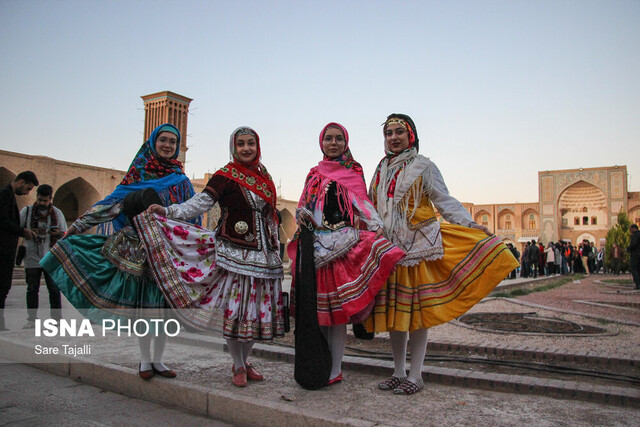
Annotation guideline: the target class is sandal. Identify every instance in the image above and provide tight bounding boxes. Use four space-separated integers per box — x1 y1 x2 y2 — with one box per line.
393 378 424 395
378 376 406 391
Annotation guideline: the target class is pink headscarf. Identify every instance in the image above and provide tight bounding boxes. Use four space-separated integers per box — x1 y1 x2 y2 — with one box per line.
298 122 371 223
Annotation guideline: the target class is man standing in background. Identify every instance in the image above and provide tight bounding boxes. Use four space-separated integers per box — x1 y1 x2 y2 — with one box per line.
20 184 67 328
0 171 39 331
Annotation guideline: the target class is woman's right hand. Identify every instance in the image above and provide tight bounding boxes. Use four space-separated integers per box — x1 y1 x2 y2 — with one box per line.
63 225 80 239
146 204 167 215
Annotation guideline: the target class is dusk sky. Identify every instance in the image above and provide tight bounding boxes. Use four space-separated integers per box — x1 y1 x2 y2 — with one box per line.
2 0 638 204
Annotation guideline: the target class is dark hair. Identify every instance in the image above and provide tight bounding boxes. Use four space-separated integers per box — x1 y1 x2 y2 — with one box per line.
385 113 420 152
631 224 639 231
37 184 53 197
15 171 39 186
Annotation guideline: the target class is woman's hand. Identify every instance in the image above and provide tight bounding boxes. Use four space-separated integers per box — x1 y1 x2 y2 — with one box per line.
374 228 384 239
470 222 492 236
146 204 167 215
63 225 80 239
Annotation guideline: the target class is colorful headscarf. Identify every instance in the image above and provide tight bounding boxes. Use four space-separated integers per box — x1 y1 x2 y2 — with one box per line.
213 126 278 211
95 123 198 232
120 124 184 184
298 122 371 225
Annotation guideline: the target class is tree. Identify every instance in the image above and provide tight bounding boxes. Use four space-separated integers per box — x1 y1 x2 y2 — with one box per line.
605 210 631 272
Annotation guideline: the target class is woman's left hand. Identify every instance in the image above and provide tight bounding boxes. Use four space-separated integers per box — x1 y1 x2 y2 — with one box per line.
470 222 493 236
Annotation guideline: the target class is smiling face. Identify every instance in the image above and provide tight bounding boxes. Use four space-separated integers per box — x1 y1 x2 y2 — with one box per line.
155 131 178 159
384 123 410 154
322 127 346 159
235 134 258 164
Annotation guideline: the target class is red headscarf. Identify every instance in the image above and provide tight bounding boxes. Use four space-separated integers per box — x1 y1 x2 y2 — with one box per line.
213 126 278 210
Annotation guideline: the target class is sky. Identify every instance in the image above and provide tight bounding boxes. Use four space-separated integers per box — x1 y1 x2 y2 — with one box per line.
1 0 639 204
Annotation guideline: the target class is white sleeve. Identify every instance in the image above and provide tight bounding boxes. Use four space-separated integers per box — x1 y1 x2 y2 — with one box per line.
167 192 216 221
19 207 28 228
426 162 474 227
354 197 383 230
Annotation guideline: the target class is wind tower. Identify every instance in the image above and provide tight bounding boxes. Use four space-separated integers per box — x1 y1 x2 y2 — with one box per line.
141 91 193 166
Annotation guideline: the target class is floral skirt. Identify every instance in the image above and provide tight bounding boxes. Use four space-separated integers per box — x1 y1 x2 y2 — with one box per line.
40 234 166 323
291 230 405 326
135 212 284 342
365 224 519 333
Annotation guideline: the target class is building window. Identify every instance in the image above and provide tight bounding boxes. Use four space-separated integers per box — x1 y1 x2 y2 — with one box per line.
562 218 568 226
591 216 597 225
481 214 488 227
529 214 536 230
582 216 589 225
505 221 512 229
574 217 580 225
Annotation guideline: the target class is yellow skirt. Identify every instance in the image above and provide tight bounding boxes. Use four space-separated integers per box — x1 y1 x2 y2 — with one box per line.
365 224 519 333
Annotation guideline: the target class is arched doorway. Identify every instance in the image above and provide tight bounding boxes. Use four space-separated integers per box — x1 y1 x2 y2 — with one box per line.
557 180 606 242
53 177 101 225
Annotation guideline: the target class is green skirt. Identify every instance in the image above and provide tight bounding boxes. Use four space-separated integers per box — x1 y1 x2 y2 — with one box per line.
40 234 166 323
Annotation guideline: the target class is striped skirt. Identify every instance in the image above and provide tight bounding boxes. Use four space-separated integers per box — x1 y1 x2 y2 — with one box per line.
365 224 519 332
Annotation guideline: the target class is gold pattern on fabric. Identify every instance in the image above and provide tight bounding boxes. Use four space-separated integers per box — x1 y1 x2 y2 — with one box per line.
101 228 149 276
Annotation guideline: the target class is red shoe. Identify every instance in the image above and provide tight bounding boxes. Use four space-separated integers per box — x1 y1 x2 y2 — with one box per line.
245 362 264 381
152 365 177 378
232 366 247 387
326 372 343 386
138 363 153 380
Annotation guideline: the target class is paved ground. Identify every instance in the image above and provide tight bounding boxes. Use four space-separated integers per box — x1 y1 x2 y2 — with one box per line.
0 359 230 426
1 269 639 426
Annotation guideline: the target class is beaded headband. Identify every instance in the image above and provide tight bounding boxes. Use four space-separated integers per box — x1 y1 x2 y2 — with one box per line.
235 127 257 138
384 118 408 130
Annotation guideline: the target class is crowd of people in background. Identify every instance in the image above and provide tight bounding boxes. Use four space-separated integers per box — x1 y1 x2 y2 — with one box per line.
506 238 619 279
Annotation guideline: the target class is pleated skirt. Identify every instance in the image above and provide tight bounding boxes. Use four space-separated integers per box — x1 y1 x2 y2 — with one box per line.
365 224 519 333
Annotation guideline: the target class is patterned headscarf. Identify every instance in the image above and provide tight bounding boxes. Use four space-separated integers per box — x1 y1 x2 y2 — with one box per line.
95 123 198 232
213 126 277 210
120 123 184 184
319 122 365 178
298 122 371 225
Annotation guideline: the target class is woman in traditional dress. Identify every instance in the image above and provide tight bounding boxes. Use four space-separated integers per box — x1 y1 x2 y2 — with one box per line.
41 123 198 379
365 113 519 395
144 126 283 387
288 122 405 388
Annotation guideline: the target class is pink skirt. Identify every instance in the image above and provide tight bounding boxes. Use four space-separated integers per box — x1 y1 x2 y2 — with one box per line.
290 230 405 326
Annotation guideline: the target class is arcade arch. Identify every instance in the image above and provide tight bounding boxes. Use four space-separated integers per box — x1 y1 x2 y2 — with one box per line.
474 210 491 228
558 181 606 229
498 209 515 230
53 177 101 225
521 209 538 230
